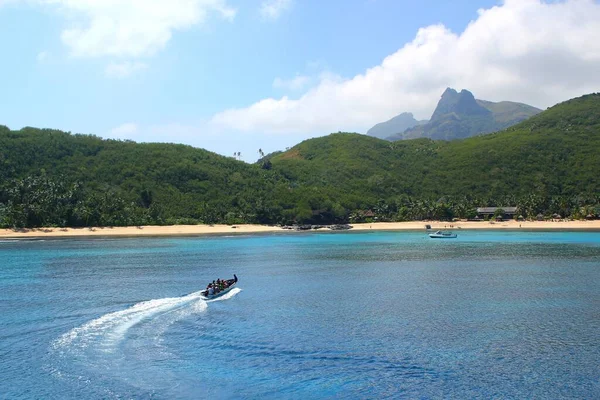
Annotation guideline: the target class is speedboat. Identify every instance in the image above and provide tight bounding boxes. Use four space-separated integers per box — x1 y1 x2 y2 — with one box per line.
201 274 238 299
428 230 457 239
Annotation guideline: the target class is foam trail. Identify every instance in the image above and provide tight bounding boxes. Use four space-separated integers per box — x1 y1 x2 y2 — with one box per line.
146 287 243 353
53 287 242 354
207 287 242 303
54 290 208 352
48 287 242 395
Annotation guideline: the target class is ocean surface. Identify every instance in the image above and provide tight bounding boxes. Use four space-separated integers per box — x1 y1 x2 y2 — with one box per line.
1 231 599 399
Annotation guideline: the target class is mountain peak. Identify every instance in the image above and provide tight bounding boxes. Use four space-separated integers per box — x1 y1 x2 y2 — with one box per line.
392 112 414 119
431 87 489 121
387 88 542 141
442 87 458 97
366 112 425 139
370 88 542 141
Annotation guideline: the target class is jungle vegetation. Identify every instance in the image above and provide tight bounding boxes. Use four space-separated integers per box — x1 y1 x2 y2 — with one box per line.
1 93 599 228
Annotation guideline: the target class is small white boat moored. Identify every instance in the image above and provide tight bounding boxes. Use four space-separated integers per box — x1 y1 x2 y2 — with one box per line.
428 230 457 239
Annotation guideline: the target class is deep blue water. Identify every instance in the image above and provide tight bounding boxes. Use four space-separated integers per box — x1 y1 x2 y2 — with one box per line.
1 231 600 399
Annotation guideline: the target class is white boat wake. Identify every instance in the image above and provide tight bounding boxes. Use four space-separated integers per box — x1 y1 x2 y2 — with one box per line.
53 288 242 354
47 287 241 395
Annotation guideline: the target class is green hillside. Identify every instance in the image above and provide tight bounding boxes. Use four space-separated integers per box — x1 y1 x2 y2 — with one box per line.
272 93 600 198
0 127 289 227
1 93 599 228
435 95 600 198
270 93 600 220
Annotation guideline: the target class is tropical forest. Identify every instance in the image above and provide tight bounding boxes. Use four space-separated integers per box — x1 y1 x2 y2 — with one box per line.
1 93 599 229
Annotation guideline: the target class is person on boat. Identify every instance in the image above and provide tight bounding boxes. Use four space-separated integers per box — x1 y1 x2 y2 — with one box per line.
207 285 214 296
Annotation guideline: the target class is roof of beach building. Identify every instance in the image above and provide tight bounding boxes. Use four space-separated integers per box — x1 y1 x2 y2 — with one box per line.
476 207 518 214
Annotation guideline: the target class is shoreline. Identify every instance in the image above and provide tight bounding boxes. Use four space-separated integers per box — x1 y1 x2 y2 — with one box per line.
1 220 600 239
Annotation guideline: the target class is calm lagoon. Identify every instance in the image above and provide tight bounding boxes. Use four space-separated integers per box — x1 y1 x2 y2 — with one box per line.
1 231 599 398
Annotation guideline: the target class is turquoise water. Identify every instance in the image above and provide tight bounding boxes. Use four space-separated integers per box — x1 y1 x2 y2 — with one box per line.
1 231 599 399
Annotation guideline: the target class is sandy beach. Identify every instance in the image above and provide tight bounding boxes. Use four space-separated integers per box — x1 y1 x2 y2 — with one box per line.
350 220 600 231
1 220 600 239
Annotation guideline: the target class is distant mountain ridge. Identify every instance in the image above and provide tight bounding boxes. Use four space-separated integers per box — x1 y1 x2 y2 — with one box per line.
366 112 426 139
367 88 542 141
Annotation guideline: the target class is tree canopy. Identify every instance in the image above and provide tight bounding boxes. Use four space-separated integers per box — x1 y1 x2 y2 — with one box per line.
1 94 599 228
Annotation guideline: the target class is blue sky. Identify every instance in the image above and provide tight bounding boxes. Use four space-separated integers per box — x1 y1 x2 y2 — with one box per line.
1 0 599 161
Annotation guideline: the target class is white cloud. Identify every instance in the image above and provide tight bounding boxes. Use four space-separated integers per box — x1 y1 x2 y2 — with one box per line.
105 61 148 78
36 51 49 62
212 0 600 135
260 0 292 20
109 122 139 138
273 74 311 91
4 0 236 58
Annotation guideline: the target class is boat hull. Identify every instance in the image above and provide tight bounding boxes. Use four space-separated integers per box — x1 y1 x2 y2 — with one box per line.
201 282 237 300
428 234 457 239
